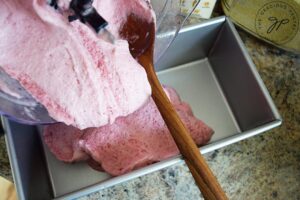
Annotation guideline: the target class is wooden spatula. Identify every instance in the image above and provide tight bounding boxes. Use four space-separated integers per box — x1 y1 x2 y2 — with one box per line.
120 13 228 200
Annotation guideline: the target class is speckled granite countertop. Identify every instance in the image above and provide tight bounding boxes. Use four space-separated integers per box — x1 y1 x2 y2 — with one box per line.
1 11 300 200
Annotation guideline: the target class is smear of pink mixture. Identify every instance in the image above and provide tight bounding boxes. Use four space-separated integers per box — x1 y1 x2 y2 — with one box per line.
0 0 153 129
44 87 213 176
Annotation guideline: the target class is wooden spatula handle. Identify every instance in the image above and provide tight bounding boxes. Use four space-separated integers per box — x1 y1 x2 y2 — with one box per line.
140 58 228 200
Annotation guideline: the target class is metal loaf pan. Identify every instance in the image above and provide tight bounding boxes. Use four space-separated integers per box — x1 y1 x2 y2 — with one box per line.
3 16 281 200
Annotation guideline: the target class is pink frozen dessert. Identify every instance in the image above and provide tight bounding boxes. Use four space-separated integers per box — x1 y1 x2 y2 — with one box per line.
44 86 213 176
0 0 154 129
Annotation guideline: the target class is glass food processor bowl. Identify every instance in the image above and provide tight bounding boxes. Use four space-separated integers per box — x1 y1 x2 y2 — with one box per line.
0 0 200 125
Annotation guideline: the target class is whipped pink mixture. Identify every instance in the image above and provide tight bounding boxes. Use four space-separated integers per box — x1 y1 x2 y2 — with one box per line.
0 0 153 129
44 87 213 176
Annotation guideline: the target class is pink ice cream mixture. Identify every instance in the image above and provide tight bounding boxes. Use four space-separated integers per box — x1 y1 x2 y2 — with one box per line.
0 0 153 129
44 86 213 176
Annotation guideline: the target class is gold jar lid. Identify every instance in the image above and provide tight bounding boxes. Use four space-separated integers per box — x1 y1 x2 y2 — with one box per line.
222 0 300 53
